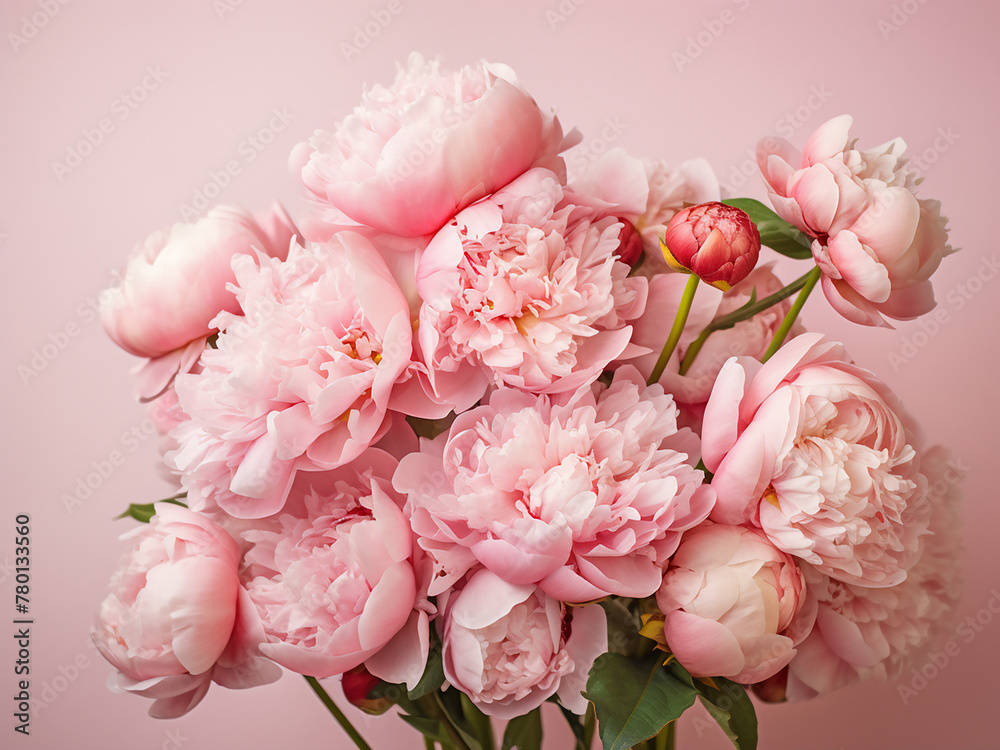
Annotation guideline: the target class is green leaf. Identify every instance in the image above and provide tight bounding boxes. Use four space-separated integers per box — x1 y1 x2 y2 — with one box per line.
501 706 542 750
722 198 813 260
116 503 157 523
115 497 188 523
435 689 484 750
694 677 758 750
408 647 446 700
368 679 410 710
399 713 453 747
600 598 643 656
584 652 698 750
460 691 496 749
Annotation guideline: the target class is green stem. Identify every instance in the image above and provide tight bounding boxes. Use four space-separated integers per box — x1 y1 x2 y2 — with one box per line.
654 720 676 750
460 692 495 750
648 274 700 385
418 693 471 750
678 266 819 375
635 720 676 750
424 737 437 750
304 676 373 750
761 266 821 362
583 702 597 750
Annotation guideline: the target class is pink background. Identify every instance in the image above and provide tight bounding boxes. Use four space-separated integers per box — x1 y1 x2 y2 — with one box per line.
2 1 997 748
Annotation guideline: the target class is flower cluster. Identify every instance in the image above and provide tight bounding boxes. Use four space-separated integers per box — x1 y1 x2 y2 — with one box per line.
93 53 961 748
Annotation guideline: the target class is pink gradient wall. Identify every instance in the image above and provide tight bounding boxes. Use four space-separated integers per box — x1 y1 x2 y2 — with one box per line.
1 1 997 748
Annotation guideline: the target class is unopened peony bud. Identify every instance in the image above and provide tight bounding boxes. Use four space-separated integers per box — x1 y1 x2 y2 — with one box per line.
752 668 789 703
341 665 392 715
661 202 760 291
656 524 806 685
615 218 644 266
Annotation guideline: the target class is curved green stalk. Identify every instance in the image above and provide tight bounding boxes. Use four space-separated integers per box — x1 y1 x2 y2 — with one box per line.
304 676 373 750
655 720 676 750
678 266 819 375
417 693 471 750
583 703 597 750
761 266 821 362
648 274 700 385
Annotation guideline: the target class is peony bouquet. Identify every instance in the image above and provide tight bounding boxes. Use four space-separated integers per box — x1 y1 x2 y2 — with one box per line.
92 54 962 750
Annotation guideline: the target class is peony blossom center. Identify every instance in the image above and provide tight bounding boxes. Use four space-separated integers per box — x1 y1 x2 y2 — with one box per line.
770 429 917 571
266 513 374 646
338 328 383 364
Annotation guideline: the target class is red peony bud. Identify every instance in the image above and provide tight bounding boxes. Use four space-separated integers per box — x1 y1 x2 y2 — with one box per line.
341 665 392 715
661 202 761 291
615 218 644 266
751 667 789 703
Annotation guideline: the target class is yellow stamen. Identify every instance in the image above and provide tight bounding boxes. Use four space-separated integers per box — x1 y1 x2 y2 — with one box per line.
763 486 781 508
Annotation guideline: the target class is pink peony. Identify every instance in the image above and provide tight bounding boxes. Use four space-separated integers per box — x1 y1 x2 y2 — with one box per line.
101 204 297 396
656 523 811 684
440 569 607 719
242 451 431 687
393 365 715 603
783 445 964 699
629 265 805 404
91 506 279 718
634 158 721 272
702 333 930 588
292 53 570 240
614 219 644 266
414 167 648 411
757 115 954 326
168 234 414 519
568 149 720 277
661 202 761 291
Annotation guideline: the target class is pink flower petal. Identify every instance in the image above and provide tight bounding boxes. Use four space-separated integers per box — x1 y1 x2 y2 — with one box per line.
849 187 920 264
801 115 853 165
665 610 746 677
790 165 841 236
827 232 891 303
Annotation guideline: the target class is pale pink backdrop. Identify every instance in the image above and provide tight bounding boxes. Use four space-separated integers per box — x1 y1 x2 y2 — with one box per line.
1 1 997 749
